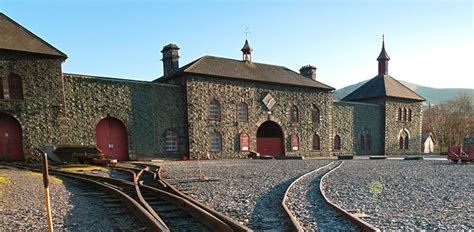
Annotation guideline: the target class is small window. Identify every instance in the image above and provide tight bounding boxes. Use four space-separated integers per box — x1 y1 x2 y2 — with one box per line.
239 133 250 151
290 106 299 122
334 135 341 151
237 102 248 122
8 73 23 100
408 109 412 121
403 108 407 121
398 108 402 121
210 132 222 152
360 135 365 150
365 135 371 150
291 134 299 151
312 106 320 124
209 99 220 121
165 130 178 152
312 134 320 150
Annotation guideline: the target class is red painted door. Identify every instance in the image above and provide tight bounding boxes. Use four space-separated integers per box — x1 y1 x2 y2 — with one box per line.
96 117 128 161
0 113 23 161
257 138 284 157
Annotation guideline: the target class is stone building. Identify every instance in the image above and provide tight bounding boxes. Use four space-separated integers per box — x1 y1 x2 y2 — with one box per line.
0 13 424 161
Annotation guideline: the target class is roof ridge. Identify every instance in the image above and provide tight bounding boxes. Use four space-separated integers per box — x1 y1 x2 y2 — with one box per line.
384 74 425 100
0 12 67 58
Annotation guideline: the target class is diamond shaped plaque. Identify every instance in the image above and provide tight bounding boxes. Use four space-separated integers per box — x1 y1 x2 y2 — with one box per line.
262 93 276 110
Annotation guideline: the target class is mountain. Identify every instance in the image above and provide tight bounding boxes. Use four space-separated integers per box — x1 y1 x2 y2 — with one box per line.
333 80 474 105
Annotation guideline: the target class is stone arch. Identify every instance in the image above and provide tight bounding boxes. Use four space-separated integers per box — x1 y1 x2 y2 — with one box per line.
256 120 285 157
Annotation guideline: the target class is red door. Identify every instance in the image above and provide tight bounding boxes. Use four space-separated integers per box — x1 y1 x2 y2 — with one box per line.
257 138 284 156
0 113 24 161
95 117 128 161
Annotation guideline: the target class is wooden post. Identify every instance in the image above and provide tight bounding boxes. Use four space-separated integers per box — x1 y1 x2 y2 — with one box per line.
39 149 54 232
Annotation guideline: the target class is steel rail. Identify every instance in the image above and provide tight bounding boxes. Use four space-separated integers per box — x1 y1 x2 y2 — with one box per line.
281 161 336 232
319 162 380 232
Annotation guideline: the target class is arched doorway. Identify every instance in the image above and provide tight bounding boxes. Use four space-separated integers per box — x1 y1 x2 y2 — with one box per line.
257 121 284 157
95 117 129 161
0 113 24 161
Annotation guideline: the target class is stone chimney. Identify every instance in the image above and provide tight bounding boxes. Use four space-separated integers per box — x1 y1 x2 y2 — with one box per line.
299 65 317 81
161 43 180 76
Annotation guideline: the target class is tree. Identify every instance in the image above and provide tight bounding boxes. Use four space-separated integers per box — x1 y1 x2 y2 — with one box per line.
423 93 474 152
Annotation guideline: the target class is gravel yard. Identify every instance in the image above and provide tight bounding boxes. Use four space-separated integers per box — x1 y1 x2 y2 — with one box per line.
323 160 474 230
0 165 141 231
159 159 332 231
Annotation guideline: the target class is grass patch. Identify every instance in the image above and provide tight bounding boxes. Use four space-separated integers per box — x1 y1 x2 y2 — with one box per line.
0 177 9 184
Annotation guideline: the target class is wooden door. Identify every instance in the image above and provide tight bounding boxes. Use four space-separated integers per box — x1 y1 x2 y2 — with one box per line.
0 113 23 161
96 117 128 161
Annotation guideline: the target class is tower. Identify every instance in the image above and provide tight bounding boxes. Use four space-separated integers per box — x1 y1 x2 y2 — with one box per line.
377 35 390 75
241 39 253 63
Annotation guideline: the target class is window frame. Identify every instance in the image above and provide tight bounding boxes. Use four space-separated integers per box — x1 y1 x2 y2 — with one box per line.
312 106 320 124
312 134 320 151
165 130 178 152
209 99 221 121
333 134 341 151
290 105 299 123
210 132 222 152
8 73 23 100
237 102 248 122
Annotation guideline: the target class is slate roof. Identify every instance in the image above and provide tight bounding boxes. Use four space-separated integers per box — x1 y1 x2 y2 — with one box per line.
342 74 425 101
0 13 67 58
158 55 334 90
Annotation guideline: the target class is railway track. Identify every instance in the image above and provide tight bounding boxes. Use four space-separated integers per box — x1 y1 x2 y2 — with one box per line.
283 161 380 232
2 162 251 232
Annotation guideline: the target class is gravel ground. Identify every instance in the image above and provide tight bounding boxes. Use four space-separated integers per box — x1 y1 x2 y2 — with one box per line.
286 161 358 231
0 165 142 231
158 159 332 231
323 160 474 230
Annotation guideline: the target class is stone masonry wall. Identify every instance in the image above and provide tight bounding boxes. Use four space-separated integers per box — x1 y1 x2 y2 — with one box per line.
63 74 185 159
384 99 423 155
185 75 333 159
0 51 64 161
333 101 384 155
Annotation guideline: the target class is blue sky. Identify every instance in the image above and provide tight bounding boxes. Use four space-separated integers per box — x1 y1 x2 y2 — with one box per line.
1 0 472 89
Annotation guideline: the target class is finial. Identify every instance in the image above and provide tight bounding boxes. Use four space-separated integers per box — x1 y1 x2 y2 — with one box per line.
244 26 251 39
382 34 384 43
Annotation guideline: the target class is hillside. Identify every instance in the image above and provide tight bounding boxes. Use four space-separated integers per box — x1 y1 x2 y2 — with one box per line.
334 80 474 105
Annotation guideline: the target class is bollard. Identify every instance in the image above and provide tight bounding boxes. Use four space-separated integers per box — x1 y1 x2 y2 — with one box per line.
37 149 54 232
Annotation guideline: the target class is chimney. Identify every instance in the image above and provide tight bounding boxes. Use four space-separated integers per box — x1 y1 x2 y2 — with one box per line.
161 43 180 76
299 65 317 81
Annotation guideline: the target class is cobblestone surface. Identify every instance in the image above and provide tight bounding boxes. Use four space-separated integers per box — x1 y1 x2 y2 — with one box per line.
323 160 474 230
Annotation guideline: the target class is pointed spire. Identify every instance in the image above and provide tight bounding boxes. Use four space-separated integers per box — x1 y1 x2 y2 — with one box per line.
241 39 253 63
377 35 390 75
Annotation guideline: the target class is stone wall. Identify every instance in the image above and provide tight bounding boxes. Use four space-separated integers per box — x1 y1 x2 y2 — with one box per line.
63 74 186 159
184 75 334 159
333 101 384 155
0 51 64 161
384 99 423 155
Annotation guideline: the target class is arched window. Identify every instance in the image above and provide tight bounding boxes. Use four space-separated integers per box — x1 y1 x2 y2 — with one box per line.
165 130 178 152
312 134 320 150
403 108 407 121
239 133 249 151
365 135 371 150
237 102 248 122
398 108 402 121
334 135 341 151
360 135 365 150
209 99 220 121
408 109 412 121
404 136 409 149
312 106 320 124
291 134 299 151
290 106 299 122
399 136 404 149
210 132 222 152
8 73 23 100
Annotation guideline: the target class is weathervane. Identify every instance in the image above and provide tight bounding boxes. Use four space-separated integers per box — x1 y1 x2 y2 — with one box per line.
244 26 251 39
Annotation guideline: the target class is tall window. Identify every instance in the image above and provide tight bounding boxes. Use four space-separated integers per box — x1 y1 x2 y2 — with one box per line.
403 108 407 121
408 109 412 121
334 135 341 151
398 108 402 121
312 106 320 124
404 136 409 149
290 106 299 122
360 135 365 150
399 136 404 149
209 99 220 121
8 73 23 100
237 102 248 122
312 134 320 150
365 135 371 150
165 130 178 152
210 132 222 152
239 133 249 151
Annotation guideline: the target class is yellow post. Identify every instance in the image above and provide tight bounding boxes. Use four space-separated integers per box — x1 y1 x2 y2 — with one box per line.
39 150 54 232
